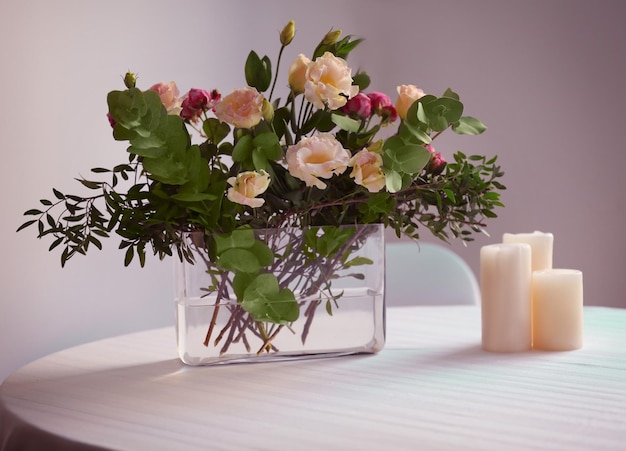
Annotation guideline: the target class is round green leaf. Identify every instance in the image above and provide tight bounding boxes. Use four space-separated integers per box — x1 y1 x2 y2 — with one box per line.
249 241 274 267
241 274 299 324
214 228 256 254
452 116 487 135
218 248 260 273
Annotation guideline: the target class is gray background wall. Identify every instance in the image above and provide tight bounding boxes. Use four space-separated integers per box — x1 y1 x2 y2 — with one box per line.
1 0 624 382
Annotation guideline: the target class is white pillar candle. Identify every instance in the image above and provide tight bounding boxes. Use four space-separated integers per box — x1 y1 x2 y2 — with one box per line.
502 231 553 272
532 269 583 351
480 243 532 352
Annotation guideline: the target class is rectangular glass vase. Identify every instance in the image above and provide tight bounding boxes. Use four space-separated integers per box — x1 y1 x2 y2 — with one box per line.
174 224 386 365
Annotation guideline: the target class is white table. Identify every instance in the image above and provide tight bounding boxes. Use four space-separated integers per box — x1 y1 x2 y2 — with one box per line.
1 306 625 450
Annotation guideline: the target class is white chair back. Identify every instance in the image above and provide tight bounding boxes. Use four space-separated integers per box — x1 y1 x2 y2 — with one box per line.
385 241 480 306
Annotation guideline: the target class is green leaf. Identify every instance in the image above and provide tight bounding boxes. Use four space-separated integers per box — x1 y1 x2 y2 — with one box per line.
232 134 254 163
253 132 282 161
400 121 432 144
443 188 456 203
422 97 464 132
241 273 299 324
233 272 257 300
249 240 274 267
452 116 487 135
124 246 134 266
218 248 261 273
331 113 361 132
203 117 230 144
107 88 147 130
344 256 373 268
175 145 210 195
251 148 270 171
244 51 272 92
16 220 37 232
170 192 216 202
352 71 370 91
442 88 460 100
76 179 102 190
385 169 402 193
383 138 431 174
48 236 64 251
142 157 188 185
214 227 255 254
406 95 436 126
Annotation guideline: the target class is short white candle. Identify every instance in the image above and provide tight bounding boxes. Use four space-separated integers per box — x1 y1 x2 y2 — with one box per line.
502 231 553 272
532 269 583 351
480 243 532 352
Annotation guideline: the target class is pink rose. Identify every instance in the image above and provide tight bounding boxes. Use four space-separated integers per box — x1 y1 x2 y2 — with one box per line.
226 170 271 208
181 88 220 123
366 92 392 112
286 133 351 189
147 81 181 115
214 87 264 129
304 52 359 110
341 92 372 118
395 84 425 120
381 105 398 123
425 144 446 174
348 149 386 193
288 54 311 94
367 92 398 123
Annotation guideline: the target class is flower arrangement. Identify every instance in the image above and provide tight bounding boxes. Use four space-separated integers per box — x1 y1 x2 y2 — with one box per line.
19 21 504 359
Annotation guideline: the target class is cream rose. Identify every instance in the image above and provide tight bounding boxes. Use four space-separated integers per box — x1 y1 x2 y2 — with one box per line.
285 133 350 189
303 52 359 110
349 149 386 193
288 53 311 94
214 87 264 129
395 84 425 120
147 81 181 115
226 170 271 208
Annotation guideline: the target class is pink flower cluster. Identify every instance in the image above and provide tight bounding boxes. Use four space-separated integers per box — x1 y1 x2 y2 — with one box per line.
109 74 444 206
181 88 221 123
340 91 398 123
425 144 446 174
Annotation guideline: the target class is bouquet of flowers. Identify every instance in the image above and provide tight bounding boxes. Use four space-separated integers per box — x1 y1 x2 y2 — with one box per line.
19 21 504 359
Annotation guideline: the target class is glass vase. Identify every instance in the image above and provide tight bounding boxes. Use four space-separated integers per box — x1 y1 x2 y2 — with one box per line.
174 224 385 365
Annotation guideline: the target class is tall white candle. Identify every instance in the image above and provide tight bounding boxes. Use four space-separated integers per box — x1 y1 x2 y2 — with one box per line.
502 231 553 272
480 243 532 352
532 269 583 351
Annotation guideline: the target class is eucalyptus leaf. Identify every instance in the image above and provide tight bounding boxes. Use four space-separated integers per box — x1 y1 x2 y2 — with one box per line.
214 228 256 254
241 273 299 324
249 240 274 267
383 140 431 174
142 157 188 185
254 132 282 160
218 248 261 273
251 148 269 171
331 113 361 132
442 88 460 100
233 271 257 300
422 97 464 131
400 121 432 144
452 116 487 135
385 169 402 193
